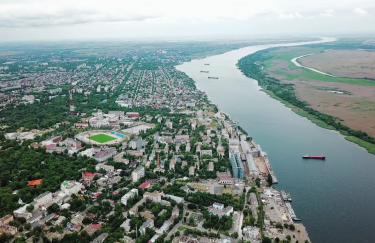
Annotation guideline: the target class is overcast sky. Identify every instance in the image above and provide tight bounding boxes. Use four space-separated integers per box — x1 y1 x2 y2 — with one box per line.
0 0 374 41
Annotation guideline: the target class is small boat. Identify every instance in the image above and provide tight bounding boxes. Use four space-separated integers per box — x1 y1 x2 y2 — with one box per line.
303 154 325 160
200 71 209 73
287 195 292 202
204 63 210 65
208 77 218 79
293 218 302 221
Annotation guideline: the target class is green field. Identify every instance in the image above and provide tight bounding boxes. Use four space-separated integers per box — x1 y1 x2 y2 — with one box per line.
89 134 117 143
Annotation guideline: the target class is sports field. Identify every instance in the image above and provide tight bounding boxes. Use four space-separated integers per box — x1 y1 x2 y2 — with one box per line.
88 134 117 143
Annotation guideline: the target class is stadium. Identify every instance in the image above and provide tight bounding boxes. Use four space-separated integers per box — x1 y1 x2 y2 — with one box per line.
76 130 127 145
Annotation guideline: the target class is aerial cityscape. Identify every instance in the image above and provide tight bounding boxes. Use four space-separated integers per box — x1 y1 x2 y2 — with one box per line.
1 1 375 243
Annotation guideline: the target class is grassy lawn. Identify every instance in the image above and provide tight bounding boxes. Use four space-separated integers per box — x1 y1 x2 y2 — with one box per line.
88 134 117 143
221 187 233 194
345 136 375 155
178 226 186 231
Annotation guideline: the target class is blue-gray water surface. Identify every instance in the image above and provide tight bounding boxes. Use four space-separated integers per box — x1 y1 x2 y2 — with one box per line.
176 37 375 243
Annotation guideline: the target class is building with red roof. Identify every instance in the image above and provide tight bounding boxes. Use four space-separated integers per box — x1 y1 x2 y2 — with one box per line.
92 193 101 198
45 144 55 149
90 224 102 230
28 179 42 186
138 182 151 190
74 123 88 128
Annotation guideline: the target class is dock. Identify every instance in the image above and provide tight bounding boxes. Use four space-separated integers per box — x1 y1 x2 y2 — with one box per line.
285 202 297 219
262 152 278 184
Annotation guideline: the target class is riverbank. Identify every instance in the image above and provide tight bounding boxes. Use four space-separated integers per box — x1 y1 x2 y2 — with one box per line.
237 48 375 155
263 88 375 154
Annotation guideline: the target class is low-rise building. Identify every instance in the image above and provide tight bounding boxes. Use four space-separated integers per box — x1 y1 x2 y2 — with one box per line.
139 219 154 236
200 150 212 157
90 233 108 243
95 163 115 172
121 189 138 206
0 225 17 235
0 215 13 226
143 192 162 203
208 161 214 171
138 182 151 190
94 149 117 162
33 191 53 207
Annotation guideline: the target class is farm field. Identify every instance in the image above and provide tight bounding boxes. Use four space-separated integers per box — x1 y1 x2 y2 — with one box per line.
299 49 375 79
262 46 375 137
88 134 117 143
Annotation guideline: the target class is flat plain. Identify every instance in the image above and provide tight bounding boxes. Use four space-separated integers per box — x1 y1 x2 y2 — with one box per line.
262 47 375 137
299 49 375 79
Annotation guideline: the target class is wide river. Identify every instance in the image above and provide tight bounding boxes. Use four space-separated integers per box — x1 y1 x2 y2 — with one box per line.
176 37 375 243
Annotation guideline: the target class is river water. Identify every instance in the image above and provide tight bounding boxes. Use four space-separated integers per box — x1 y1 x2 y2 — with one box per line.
291 51 338 77
176 37 375 243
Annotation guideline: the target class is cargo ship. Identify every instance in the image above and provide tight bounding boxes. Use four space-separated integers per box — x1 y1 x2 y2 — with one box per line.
208 77 218 79
200 71 209 73
204 63 210 65
303 155 325 160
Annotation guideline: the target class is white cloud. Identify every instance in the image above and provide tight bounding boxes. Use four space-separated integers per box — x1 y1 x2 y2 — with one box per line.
0 0 283 27
353 8 368 16
279 12 303 19
320 9 335 17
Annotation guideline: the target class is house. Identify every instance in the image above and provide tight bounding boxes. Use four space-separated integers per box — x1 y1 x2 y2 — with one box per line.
165 119 173 129
64 138 82 151
0 215 13 226
169 160 176 170
179 235 190 243
132 166 145 182
147 179 158 185
166 195 184 204
200 150 212 157
189 166 195 176
139 219 154 236
181 186 191 194
94 148 117 162
208 161 214 171
218 175 234 185
82 172 95 180
90 233 108 243
61 181 82 195
138 182 151 190
0 225 17 235
213 202 224 210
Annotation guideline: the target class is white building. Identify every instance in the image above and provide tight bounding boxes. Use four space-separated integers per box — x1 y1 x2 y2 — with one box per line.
61 181 82 195
143 192 162 203
132 166 145 182
33 191 53 207
121 189 138 205
95 163 115 172
212 202 224 210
